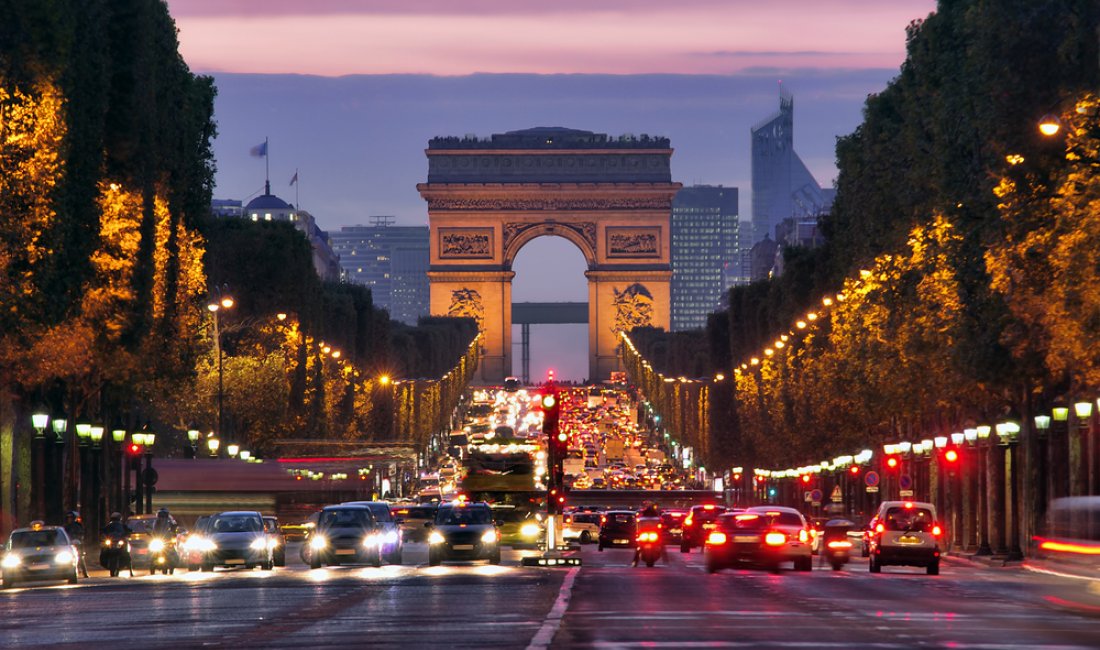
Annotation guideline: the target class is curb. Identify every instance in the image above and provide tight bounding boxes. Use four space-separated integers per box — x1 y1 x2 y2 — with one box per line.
943 552 1022 568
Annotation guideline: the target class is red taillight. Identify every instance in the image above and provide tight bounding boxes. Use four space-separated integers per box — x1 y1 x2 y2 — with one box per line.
706 531 727 545
637 532 658 543
875 524 884 534
703 505 716 510
827 540 853 550
932 525 942 537
764 532 786 547
684 516 694 527
600 515 606 525
798 529 809 543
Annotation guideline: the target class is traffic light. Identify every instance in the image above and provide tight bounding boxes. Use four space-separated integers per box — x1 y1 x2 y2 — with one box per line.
541 392 560 433
849 465 861 475
944 449 959 463
886 456 899 470
801 474 811 484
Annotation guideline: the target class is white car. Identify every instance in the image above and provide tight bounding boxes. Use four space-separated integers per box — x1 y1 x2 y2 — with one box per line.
868 501 942 575
563 512 601 544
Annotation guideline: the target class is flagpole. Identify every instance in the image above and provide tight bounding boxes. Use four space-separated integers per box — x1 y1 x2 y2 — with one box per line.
265 137 270 189
295 168 299 208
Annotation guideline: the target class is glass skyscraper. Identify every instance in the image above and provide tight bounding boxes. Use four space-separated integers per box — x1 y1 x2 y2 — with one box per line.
670 185 740 332
328 219 429 325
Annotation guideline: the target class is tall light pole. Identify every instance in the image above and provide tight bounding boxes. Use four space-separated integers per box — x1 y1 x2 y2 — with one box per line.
208 288 235 447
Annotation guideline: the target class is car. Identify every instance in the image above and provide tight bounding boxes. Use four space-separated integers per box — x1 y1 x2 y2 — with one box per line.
563 512 600 544
660 510 687 544
598 510 637 550
680 504 728 552
703 507 813 573
124 514 164 568
181 515 213 570
263 516 287 567
342 501 403 564
309 506 382 568
492 505 544 548
868 501 942 575
427 501 501 565
392 504 438 542
280 518 314 543
2 522 80 587
199 511 274 571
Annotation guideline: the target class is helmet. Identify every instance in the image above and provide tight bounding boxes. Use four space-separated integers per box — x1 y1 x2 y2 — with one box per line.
110 512 122 521
157 508 169 518
65 510 78 519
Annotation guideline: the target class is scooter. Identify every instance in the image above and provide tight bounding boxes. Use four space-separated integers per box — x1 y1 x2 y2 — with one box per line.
635 531 664 567
148 536 177 575
820 519 855 571
100 534 133 578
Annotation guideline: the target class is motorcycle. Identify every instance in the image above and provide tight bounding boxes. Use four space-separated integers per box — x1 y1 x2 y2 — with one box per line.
820 519 855 571
148 536 178 575
100 534 133 578
635 530 663 567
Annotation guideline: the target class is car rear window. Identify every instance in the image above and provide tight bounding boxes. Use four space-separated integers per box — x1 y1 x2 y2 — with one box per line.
883 507 935 532
604 513 635 526
691 506 726 521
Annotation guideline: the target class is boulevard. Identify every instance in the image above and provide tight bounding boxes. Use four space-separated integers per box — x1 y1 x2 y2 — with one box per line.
3 544 1098 648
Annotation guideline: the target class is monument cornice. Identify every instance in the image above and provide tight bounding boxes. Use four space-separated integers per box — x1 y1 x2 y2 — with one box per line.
418 182 682 212
425 148 673 157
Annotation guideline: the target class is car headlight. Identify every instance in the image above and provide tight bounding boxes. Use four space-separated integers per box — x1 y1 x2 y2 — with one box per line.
481 529 500 544
198 538 217 552
55 550 75 565
267 538 278 550
250 537 269 551
310 535 328 550
2 553 21 568
520 523 540 538
382 530 399 545
363 534 380 548
428 531 445 545
149 539 165 553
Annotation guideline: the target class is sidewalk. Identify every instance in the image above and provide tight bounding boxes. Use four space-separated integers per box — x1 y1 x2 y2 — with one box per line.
943 550 1023 568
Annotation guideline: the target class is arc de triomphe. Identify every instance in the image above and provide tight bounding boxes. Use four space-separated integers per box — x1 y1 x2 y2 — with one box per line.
418 127 680 383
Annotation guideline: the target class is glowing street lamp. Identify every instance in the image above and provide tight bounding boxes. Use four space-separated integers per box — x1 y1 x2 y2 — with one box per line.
1038 114 1061 137
227 444 240 458
207 437 220 457
31 412 49 439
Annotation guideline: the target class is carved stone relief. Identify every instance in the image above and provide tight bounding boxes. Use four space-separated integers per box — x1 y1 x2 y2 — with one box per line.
447 288 485 329
611 283 654 335
606 226 661 258
439 227 493 258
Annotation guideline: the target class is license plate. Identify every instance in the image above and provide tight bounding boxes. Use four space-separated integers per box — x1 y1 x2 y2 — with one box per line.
225 558 246 565
453 544 474 551
703 523 716 529
614 539 629 545
898 535 922 544
734 535 758 543
136 549 148 555
29 563 50 571
335 549 356 555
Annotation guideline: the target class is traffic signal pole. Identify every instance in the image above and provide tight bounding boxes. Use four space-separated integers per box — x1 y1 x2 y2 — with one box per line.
522 379 580 567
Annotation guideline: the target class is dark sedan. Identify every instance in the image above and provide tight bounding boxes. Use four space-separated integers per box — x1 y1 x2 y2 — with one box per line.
597 511 637 551
309 506 381 569
343 501 403 564
427 502 501 565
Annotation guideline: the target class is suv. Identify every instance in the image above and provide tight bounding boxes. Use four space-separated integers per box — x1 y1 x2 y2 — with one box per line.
598 511 637 551
680 504 728 553
428 502 501 565
868 501 941 575
704 507 812 573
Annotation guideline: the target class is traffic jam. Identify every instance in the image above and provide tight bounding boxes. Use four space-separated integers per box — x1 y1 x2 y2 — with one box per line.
0 380 1059 589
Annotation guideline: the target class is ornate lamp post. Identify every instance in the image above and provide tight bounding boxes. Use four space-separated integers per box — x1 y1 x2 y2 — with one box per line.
207 437 220 458
976 424 993 555
139 430 156 515
111 426 125 515
208 287 235 448
88 426 104 531
996 419 1022 559
187 427 200 459
75 422 91 520
49 417 67 520
31 412 48 519
1073 401 1093 497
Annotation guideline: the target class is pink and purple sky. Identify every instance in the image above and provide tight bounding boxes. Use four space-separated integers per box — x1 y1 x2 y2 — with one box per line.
169 0 933 76
165 0 937 381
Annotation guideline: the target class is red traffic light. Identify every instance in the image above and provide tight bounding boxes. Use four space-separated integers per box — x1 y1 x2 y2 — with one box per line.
849 465 861 475
945 449 959 463
801 475 811 484
128 443 141 455
541 394 556 409
886 456 899 469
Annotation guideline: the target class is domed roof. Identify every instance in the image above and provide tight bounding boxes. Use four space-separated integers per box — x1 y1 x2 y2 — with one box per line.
245 193 291 211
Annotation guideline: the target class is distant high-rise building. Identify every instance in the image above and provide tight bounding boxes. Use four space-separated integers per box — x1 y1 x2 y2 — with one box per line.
670 185 740 331
327 218 429 325
750 86 835 250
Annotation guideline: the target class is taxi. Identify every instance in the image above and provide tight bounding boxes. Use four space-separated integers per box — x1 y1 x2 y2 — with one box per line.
2 521 80 587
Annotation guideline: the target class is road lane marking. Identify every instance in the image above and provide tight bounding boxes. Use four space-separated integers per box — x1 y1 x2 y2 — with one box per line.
526 566 579 650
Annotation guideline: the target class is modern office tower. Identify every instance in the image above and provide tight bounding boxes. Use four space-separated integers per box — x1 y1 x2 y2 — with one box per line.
670 185 740 331
327 217 430 324
750 86 835 246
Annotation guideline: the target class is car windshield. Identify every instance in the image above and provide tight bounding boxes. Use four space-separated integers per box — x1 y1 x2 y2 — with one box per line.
211 515 263 533
128 518 157 533
10 530 63 548
883 507 935 532
404 508 435 519
436 507 492 525
364 504 393 522
319 509 373 529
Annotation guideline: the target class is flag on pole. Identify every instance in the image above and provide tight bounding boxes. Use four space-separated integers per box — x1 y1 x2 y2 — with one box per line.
249 141 268 157
289 171 298 186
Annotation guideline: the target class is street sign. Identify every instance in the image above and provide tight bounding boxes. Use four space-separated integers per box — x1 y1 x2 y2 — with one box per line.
142 467 159 487
864 470 880 487
810 488 823 503
830 485 843 502
899 474 913 490
900 489 914 497
803 491 812 502
866 486 879 493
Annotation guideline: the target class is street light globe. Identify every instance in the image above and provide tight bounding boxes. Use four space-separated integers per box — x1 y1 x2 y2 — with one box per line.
208 438 220 453
112 428 126 443
1038 114 1061 137
239 450 251 460
187 429 200 443
379 375 391 386
31 412 49 432
221 296 235 309
227 444 240 457
1074 401 1093 419
207 302 219 312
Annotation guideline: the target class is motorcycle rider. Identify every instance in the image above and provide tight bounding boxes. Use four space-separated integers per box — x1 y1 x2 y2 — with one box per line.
63 511 89 578
633 503 666 566
101 512 133 576
152 508 177 536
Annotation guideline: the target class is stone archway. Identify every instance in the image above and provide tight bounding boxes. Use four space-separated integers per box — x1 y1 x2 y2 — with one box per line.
418 127 680 383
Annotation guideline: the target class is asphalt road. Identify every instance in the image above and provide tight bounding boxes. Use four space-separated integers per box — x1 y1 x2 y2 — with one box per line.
2 543 1098 649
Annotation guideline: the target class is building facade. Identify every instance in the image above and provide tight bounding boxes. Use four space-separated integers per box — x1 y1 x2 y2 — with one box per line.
750 87 835 249
670 185 740 331
327 219 430 325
